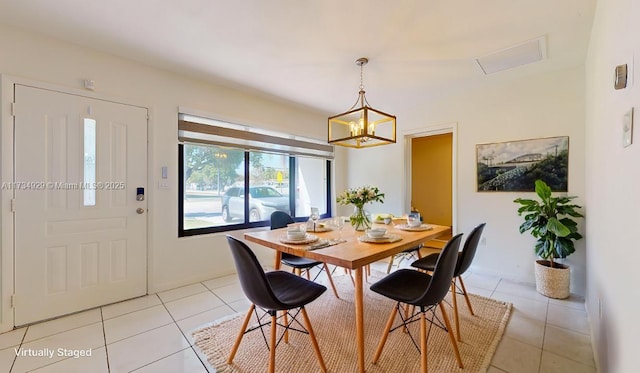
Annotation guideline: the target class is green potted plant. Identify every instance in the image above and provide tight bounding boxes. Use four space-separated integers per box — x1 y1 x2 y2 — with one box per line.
514 179 583 298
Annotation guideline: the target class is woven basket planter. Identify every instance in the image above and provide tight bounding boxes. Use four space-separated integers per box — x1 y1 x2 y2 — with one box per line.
534 260 570 299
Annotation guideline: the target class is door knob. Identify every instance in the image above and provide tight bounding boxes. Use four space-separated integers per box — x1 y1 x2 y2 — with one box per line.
136 208 145 214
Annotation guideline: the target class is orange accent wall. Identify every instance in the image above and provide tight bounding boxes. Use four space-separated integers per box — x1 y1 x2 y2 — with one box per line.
411 133 452 226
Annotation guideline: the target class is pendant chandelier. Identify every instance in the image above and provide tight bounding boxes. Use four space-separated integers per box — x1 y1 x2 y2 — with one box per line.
328 57 396 148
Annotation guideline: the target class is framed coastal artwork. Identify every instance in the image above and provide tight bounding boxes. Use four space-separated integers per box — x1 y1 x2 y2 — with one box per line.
476 136 569 192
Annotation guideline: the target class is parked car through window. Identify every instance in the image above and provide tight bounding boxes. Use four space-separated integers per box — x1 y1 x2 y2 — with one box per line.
221 186 290 222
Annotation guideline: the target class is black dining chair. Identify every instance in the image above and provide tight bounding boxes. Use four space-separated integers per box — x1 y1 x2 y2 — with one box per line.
226 235 327 373
370 234 464 373
270 211 340 298
384 214 434 273
411 223 486 341
385 244 423 273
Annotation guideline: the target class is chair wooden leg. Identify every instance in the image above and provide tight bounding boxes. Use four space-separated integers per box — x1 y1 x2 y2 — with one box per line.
451 280 460 342
439 302 463 368
366 264 371 277
323 263 340 298
268 312 277 373
306 269 311 280
228 304 255 364
403 303 412 333
372 304 398 364
347 269 355 286
386 256 394 273
458 277 475 315
420 310 428 373
300 307 327 372
283 310 289 343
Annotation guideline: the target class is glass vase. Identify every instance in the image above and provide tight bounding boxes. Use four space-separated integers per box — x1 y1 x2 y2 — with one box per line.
350 205 371 231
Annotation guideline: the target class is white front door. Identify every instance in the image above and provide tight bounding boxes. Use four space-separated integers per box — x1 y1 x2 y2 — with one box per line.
13 85 148 326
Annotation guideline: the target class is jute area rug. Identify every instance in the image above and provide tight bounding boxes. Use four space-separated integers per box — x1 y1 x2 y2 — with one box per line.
192 271 512 372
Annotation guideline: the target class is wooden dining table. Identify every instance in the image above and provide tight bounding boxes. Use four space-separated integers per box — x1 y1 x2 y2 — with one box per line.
244 220 451 373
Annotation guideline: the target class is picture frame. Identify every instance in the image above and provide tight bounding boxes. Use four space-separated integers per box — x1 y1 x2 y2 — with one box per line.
476 136 569 192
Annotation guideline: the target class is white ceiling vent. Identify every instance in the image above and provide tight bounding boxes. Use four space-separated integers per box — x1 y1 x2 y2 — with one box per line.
475 36 547 75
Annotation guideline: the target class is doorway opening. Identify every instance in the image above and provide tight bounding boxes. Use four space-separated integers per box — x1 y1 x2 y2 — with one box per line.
404 123 456 238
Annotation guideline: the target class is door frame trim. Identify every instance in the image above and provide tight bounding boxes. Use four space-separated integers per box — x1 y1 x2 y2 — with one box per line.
0 74 152 332
402 122 458 235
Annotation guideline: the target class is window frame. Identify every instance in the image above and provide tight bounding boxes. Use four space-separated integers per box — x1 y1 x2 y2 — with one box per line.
178 128 333 237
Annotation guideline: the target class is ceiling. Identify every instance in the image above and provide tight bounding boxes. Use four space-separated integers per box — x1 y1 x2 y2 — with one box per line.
0 0 597 117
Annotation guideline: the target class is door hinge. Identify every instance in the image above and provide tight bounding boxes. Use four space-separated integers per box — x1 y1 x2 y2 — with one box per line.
11 102 16 116
10 198 16 212
10 294 15 308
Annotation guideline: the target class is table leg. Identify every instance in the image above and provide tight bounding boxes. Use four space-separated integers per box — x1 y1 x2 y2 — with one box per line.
354 267 365 373
274 251 282 270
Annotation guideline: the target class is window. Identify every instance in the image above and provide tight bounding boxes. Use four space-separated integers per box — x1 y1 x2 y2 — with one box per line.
178 114 333 236
295 157 327 217
83 118 97 206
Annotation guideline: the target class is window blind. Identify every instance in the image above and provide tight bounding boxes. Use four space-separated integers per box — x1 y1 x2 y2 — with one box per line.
178 114 334 159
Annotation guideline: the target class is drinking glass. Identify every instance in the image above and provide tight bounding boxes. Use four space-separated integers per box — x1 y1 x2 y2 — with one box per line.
310 207 320 231
333 216 345 241
407 212 421 227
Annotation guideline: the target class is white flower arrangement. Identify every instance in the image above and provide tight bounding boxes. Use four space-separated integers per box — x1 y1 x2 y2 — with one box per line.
336 185 385 207
336 186 385 230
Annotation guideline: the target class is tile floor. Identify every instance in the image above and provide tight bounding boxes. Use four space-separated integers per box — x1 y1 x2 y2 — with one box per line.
0 261 596 372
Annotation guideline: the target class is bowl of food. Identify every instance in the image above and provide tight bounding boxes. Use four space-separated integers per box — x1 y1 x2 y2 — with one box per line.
286 225 307 240
366 228 387 239
289 232 307 240
407 213 422 227
407 219 422 228
375 214 394 225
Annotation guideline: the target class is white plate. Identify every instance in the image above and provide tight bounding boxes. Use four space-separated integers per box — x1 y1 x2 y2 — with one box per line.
279 234 319 244
285 234 306 241
395 224 433 232
358 234 402 244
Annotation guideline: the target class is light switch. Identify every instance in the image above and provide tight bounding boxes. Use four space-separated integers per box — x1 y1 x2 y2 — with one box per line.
615 64 628 90
84 79 95 91
623 108 634 147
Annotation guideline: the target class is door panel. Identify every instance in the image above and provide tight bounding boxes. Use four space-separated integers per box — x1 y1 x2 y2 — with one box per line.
14 85 148 326
411 133 453 226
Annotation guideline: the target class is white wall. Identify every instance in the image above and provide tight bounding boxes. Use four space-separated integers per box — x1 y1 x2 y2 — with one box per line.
345 67 587 295
585 1 640 372
0 24 342 331
0 21 599 352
